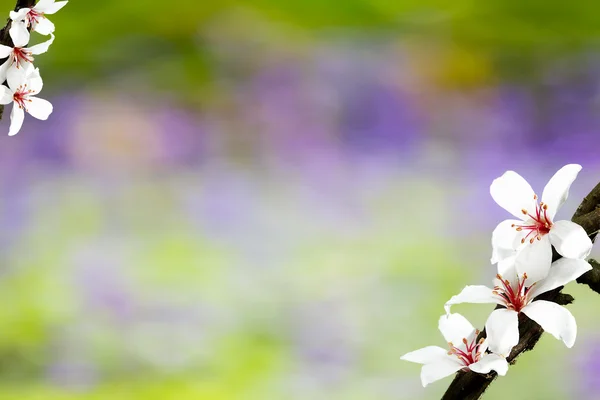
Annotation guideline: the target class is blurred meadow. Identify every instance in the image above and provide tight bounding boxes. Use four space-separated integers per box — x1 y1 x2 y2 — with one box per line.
1 0 600 399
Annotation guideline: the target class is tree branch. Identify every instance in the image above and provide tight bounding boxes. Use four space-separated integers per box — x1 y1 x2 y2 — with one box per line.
573 208 600 243
577 259 600 294
441 180 600 400
0 0 36 120
573 181 600 220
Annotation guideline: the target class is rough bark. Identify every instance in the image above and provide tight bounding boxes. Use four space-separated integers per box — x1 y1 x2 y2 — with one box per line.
577 259 600 294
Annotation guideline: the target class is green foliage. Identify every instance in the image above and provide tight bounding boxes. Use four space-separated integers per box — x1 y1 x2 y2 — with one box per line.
12 0 600 90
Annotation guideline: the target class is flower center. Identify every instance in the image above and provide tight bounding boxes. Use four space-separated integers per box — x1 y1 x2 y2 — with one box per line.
11 47 33 69
26 9 44 27
493 273 535 312
512 194 553 244
447 332 485 368
13 84 33 111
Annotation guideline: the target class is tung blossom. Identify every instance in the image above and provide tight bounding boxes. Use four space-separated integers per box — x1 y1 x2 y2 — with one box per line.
445 257 592 354
491 164 592 281
0 21 54 81
10 0 68 36
401 313 509 387
0 65 53 136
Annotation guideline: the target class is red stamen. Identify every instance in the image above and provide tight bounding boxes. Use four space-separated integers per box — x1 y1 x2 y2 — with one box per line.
513 194 553 242
12 84 31 112
26 9 44 27
447 334 485 367
11 47 33 69
493 273 533 312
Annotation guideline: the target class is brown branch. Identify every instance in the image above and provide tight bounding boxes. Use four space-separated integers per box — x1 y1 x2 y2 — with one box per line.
577 259 600 294
573 182 600 219
573 208 600 243
0 0 36 120
441 180 600 400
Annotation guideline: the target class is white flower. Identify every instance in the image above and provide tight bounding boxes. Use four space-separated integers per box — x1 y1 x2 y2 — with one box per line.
0 65 53 136
445 257 591 353
401 313 509 387
10 0 68 36
490 164 593 282
0 22 54 81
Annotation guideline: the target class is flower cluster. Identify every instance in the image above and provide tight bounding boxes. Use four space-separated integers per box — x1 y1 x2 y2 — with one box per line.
0 0 67 136
402 164 594 387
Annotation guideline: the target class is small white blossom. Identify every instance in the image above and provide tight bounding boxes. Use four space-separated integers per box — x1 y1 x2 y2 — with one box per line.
490 164 592 282
0 65 53 136
10 0 68 36
445 256 591 353
401 313 509 387
0 22 54 81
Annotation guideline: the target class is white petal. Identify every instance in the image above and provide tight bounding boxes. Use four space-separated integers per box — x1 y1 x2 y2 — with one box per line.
25 67 43 94
438 313 475 344
497 254 517 276
26 97 52 120
514 235 552 284
529 258 592 299
0 45 13 59
444 286 501 314
8 105 25 136
492 247 519 266
28 33 54 55
491 220 522 263
7 66 26 92
490 171 537 220
0 60 10 84
9 21 30 47
22 62 36 76
420 356 463 387
34 0 55 11
0 86 13 105
522 300 577 348
469 353 509 376
37 0 68 14
549 220 593 260
33 17 55 35
401 345 448 364
485 308 519 356
9 9 30 22
541 164 581 220
495 255 520 289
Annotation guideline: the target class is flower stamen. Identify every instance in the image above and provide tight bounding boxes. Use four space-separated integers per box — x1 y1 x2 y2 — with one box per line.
11 47 34 69
26 9 44 27
514 194 553 243
12 84 31 112
447 334 484 367
493 273 535 312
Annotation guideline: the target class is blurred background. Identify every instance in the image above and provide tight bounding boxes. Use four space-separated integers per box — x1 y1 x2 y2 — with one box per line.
0 0 600 399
